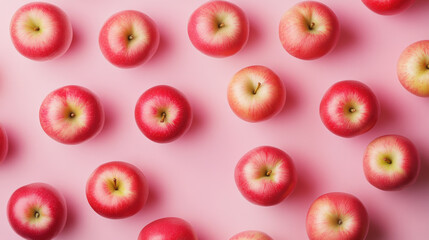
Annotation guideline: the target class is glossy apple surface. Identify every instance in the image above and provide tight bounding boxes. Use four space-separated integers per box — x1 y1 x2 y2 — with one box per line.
306 192 369 240
320 80 379 137
10 2 72 61
188 0 249 57
364 135 420 190
0 125 8 163
86 161 148 219
362 0 415 15
135 85 192 143
227 65 286 122
99 10 159 68
230 230 273 240
7 183 67 240
279 1 339 60
397 40 429 97
39 85 105 144
138 217 197 240
235 146 297 206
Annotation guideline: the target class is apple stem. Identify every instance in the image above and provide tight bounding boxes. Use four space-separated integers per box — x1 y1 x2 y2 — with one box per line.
34 26 40 31
128 35 134 41
34 211 40 219
253 82 262 94
218 22 225 28
426 64 429 69
69 112 76 118
384 157 392 164
349 107 356 113
265 170 272 176
113 178 118 190
309 22 315 30
160 112 167 123
337 219 342 225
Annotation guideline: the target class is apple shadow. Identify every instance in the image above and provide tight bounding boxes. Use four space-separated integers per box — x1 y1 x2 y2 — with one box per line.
365 210 385 240
372 92 397 131
182 94 206 141
402 0 429 16
274 70 300 118
242 12 262 53
326 14 358 58
93 97 118 141
60 21 83 60
0 126 20 167
142 22 170 68
408 152 429 191
60 192 78 236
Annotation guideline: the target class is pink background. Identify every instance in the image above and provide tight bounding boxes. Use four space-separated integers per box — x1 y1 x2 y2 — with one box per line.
0 0 428 239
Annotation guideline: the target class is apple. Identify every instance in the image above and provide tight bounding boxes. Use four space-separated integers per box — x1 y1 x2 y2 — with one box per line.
0 125 8 163
10 2 72 61
86 161 148 219
227 65 286 122
306 192 369 240
39 85 105 144
234 146 297 206
99 10 159 68
363 135 420 190
188 0 249 57
138 217 198 240
230 230 273 240
7 183 67 240
320 80 379 137
397 40 429 97
362 0 415 15
135 85 192 143
279 1 340 60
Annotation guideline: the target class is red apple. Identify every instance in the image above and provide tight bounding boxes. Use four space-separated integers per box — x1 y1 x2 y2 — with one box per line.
234 146 297 206
86 161 148 219
227 65 286 122
99 10 159 68
7 183 67 240
135 85 192 143
0 125 8 163
188 0 249 57
39 85 105 144
363 135 420 191
279 1 340 60
230 230 273 240
320 80 379 137
362 0 415 15
138 217 197 240
306 192 369 240
10 2 72 61
397 40 429 97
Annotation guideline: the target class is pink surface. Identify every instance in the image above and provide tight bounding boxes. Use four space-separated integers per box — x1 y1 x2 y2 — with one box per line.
0 0 428 239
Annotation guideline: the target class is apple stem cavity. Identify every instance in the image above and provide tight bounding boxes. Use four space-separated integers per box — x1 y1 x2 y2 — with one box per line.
265 170 272 176
113 178 118 190
34 26 40 31
253 82 262 94
218 22 225 28
160 112 167 123
384 157 392 164
426 64 429 70
69 112 76 118
337 219 343 225
308 22 315 30
34 211 40 219
349 107 356 113
128 34 134 41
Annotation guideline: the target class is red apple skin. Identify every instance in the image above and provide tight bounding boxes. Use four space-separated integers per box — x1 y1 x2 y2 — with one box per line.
0 125 8 163
39 85 105 144
279 1 340 60
135 85 192 143
227 65 286 122
99 10 159 68
188 0 249 57
234 146 297 206
86 161 148 219
306 192 369 240
362 0 415 15
229 230 273 240
397 40 429 97
320 80 379 137
363 135 420 191
10 2 73 61
138 217 198 240
7 183 67 240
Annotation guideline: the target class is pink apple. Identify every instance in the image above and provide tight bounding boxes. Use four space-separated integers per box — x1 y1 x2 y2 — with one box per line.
138 217 198 240
10 2 72 61
230 230 273 240
279 1 340 60
363 135 420 191
362 0 415 15
306 192 369 240
397 40 429 97
99 10 160 68
0 125 8 163
86 161 148 219
227 65 286 122
7 183 67 240
188 0 249 57
320 80 379 137
135 85 192 143
39 85 105 144
234 146 297 206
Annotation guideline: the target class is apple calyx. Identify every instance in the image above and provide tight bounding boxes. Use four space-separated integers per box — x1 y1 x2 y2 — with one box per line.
34 26 40 32
384 157 392 165
218 22 225 29
69 112 76 118
34 211 40 219
337 219 343 225
349 107 356 113
128 34 134 41
253 82 262 94
160 112 167 123
308 22 315 30
265 169 272 176
113 178 119 190
426 64 429 70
